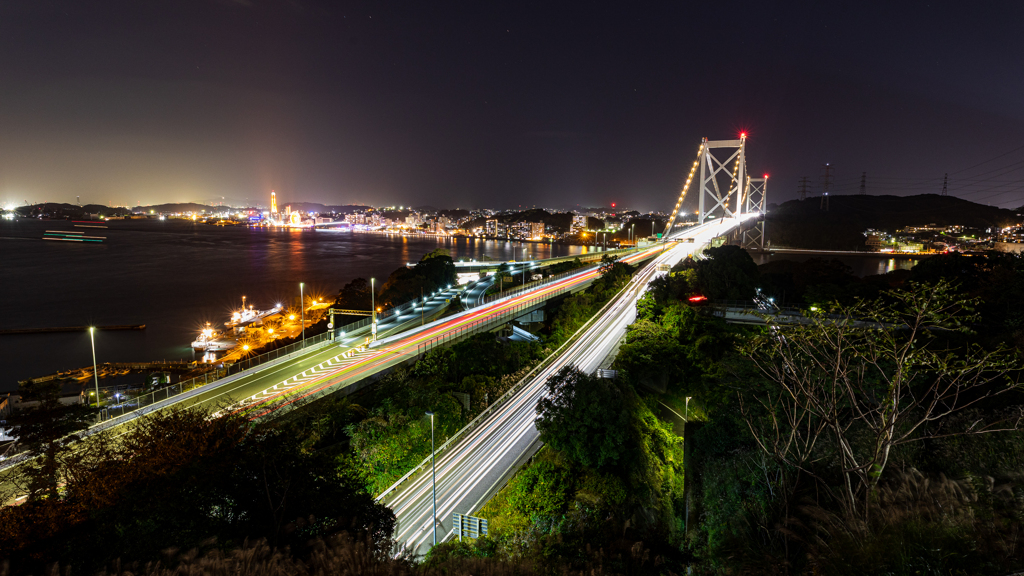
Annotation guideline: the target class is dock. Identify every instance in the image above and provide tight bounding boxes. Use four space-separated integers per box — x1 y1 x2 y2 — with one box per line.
0 324 146 335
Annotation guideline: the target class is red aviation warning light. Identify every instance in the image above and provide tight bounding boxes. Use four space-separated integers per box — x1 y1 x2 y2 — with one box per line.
764 174 769 179
740 132 747 139
611 202 616 208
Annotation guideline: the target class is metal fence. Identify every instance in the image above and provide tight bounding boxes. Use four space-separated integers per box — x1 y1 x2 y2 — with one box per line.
472 263 601 308
416 285 573 356
97 330 338 421
95 288 465 422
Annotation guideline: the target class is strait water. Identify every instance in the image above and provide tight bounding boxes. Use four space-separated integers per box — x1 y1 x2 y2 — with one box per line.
750 252 921 277
0 219 594 392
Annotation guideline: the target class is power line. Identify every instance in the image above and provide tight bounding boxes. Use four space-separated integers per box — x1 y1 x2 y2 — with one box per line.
948 143 1024 176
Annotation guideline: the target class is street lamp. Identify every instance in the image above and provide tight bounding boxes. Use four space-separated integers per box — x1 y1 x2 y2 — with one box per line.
631 223 635 245
371 278 377 341
425 410 438 547
299 282 305 347
89 327 100 419
685 396 691 422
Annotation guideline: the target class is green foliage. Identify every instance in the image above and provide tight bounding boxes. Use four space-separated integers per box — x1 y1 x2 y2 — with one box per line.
616 301 738 405
545 256 584 276
377 249 457 307
9 381 97 503
695 244 759 300
347 333 543 494
535 368 632 470
1 406 393 574
545 260 635 347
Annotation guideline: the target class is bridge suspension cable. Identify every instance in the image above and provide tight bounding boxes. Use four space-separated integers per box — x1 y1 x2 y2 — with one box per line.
662 140 705 239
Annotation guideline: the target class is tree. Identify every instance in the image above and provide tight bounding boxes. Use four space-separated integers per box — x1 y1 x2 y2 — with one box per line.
9 382 96 502
334 277 372 312
695 245 758 300
739 280 1023 522
535 367 631 469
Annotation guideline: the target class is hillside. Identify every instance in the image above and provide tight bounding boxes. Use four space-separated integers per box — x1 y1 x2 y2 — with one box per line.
15 203 132 218
767 194 1023 250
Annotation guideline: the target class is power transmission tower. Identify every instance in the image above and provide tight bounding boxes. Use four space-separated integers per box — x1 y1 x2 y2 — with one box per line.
820 164 834 211
941 173 948 196
798 177 810 201
859 172 866 195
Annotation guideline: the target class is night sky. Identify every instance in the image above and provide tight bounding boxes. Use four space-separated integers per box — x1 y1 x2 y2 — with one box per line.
2 1 1023 211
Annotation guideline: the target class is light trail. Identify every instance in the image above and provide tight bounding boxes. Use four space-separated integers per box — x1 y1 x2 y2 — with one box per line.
229 243 675 419
383 218 745 555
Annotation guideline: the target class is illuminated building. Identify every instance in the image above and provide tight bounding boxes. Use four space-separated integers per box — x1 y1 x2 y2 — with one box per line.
270 190 278 216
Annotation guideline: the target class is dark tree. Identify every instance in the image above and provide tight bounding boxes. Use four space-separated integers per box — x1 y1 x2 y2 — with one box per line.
10 381 96 502
535 367 631 469
695 245 759 300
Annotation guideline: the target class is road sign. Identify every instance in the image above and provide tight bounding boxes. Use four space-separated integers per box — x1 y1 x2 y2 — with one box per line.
452 513 488 540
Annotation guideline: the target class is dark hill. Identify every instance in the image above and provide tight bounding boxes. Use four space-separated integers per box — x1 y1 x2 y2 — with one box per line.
133 203 224 213
17 203 131 218
462 209 589 233
767 194 1023 250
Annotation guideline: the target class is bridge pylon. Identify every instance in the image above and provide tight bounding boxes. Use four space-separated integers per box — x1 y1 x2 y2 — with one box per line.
698 135 746 225
663 134 766 240
741 176 768 250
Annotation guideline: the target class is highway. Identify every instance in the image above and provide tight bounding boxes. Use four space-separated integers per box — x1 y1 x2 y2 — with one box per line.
380 218 744 555
220 242 671 419
0 216 749 508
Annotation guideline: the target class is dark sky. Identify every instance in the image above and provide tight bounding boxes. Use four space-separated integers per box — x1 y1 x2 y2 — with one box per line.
2 1 1023 212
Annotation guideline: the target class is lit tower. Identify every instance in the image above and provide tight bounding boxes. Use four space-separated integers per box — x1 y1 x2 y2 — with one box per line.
270 190 279 216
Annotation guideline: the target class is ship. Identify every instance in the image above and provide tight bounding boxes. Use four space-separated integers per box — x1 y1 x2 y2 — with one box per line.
225 302 284 334
191 322 236 352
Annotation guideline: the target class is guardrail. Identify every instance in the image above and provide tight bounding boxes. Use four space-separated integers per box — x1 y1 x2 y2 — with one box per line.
94 289 464 422
378 254 652 502
472 263 600 307
417 285 573 356
97 330 338 421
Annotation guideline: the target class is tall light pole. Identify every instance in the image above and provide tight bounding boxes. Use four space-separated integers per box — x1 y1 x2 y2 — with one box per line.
299 282 305 346
631 223 635 245
685 396 691 422
371 277 377 341
89 327 100 420
425 410 437 547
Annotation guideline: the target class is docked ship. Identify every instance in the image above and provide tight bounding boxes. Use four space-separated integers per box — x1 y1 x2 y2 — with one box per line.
191 322 236 353
225 302 283 333
192 299 284 353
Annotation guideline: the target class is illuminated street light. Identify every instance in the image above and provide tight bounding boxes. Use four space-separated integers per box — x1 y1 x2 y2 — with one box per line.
425 410 437 548
89 327 100 420
300 282 305 347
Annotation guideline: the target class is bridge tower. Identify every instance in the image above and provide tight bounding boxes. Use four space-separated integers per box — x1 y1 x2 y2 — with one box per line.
698 134 746 225
741 176 768 250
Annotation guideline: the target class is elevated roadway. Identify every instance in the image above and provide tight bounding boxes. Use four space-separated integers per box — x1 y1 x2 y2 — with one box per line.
379 218 748 555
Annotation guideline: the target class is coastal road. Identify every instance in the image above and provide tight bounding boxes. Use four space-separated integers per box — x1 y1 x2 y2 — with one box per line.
382 219 742 555
218 242 673 419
